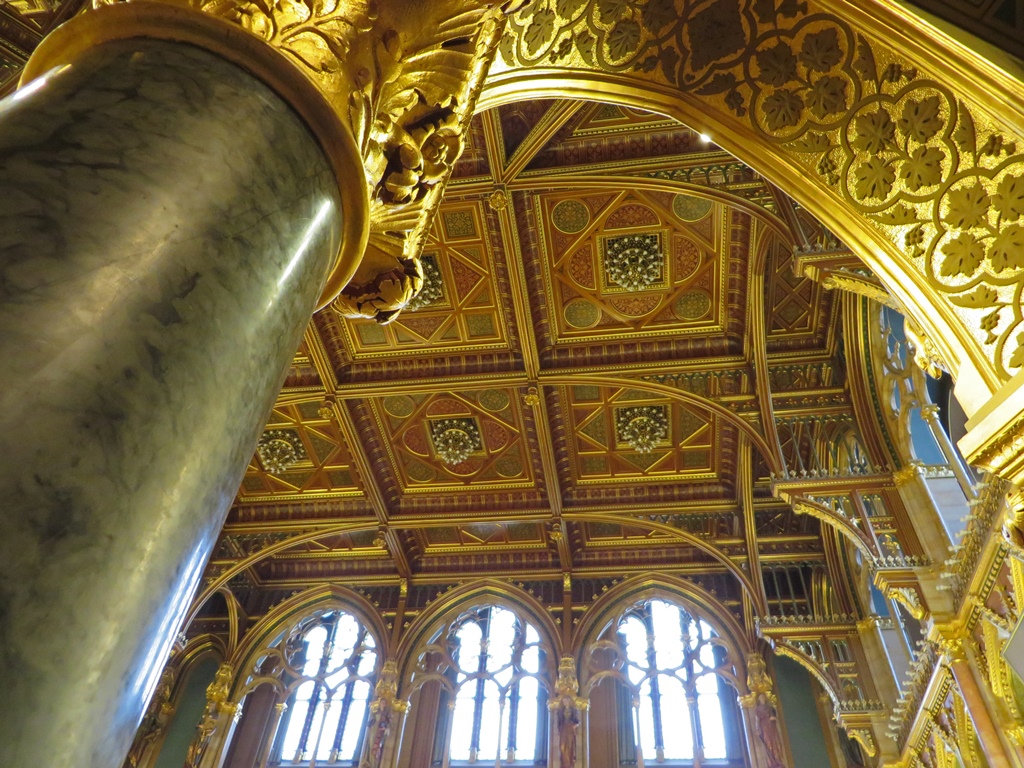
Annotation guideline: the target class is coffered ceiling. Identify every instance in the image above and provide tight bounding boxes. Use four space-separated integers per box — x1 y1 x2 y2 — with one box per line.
205 97 858 627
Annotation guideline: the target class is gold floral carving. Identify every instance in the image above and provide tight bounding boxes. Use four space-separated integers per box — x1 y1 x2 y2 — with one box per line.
93 0 524 322
495 0 1024 382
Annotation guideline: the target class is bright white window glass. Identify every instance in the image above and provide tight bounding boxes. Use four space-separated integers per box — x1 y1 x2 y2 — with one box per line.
521 645 539 674
302 693 328 760
657 674 693 759
315 694 343 760
477 680 502 760
487 608 516 672
618 600 735 764
333 614 358 659
638 679 657 761
281 698 309 760
698 692 727 759
273 612 378 765
456 621 482 679
450 684 478 761
357 644 376 676
652 601 684 670
516 676 539 760
302 626 327 676
622 616 649 669
446 607 546 763
339 698 368 759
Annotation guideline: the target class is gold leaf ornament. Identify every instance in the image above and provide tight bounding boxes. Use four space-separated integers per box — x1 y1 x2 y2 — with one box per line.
854 157 895 200
988 224 1024 272
993 175 1024 221
755 41 798 87
852 108 896 153
898 95 944 143
940 233 985 277
900 146 945 192
946 184 991 229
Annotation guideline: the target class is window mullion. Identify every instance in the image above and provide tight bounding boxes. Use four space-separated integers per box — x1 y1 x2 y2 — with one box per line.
644 611 665 758
506 623 525 760
329 682 354 760
469 611 490 762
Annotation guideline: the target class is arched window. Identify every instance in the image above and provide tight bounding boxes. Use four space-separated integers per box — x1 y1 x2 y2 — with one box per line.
424 605 549 764
269 610 378 765
586 598 744 765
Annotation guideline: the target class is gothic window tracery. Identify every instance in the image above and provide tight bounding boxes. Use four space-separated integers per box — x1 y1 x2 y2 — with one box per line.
584 597 744 765
416 604 550 765
267 610 379 765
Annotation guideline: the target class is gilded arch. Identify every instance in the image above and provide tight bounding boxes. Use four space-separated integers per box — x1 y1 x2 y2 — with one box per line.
484 0 1024 413
396 579 562 691
228 584 388 700
572 573 753 678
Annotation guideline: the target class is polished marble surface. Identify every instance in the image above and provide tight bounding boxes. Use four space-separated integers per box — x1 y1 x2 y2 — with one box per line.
0 39 343 766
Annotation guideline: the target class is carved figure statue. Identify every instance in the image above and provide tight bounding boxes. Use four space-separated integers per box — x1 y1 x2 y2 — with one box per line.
557 701 579 768
368 705 393 768
753 693 786 768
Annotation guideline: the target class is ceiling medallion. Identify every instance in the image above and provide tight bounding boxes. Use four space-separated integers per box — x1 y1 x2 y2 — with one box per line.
615 406 669 454
603 233 663 292
430 418 482 466
257 429 307 474
552 199 591 234
407 254 444 311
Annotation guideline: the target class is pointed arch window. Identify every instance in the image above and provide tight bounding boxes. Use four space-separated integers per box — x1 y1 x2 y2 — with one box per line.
427 605 549 765
269 610 378 765
588 598 744 765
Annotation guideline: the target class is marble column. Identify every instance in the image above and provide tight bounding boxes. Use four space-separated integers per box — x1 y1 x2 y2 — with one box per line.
0 28 356 768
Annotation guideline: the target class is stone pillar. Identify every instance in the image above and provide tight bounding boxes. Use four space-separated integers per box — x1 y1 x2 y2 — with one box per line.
0 5 365 766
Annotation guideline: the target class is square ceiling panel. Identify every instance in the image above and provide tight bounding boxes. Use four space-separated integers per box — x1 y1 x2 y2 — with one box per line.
240 401 363 500
557 385 717 484
367 388 536 493
535 189 728 343
338 200 511 358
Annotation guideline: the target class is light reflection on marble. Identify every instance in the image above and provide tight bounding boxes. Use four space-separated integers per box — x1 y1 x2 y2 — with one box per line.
0 39 344 767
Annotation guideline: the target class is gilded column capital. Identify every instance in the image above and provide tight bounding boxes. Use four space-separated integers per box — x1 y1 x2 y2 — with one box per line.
856 616 882 633
892 460 926 487
65 0 523 319
931 621 971 663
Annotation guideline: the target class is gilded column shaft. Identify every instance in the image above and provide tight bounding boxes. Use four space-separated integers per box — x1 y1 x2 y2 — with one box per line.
0 32 349 767
942 640 1016 768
